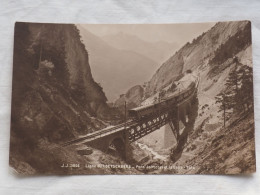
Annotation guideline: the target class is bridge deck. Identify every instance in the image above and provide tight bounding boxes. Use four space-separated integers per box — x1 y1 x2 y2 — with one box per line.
62 120 136 147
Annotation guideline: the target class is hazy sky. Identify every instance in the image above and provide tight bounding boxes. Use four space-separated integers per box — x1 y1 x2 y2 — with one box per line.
82 22 216 45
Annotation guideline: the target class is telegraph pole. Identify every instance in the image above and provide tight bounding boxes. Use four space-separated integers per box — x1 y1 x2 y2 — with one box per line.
223 94 226 128
124 101 127 130
38 40 43 68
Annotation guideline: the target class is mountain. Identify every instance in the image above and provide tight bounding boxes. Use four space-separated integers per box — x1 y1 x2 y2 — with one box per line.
145 21 252 98
102 32 180 64
77 25 158 101
115 21 252 114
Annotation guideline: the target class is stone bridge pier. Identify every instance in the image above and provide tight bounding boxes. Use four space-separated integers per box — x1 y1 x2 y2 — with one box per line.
170 96 199 163
168 97 194 143
86 129 131 161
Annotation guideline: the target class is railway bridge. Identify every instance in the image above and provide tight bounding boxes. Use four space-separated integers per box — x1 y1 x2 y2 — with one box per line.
62 77 199 161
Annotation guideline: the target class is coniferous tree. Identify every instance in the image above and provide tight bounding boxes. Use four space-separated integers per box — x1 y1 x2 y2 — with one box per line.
168 82 177 93
215 92 232 128
225 57 244 112
216 58 253 127
159 89 166 101
239 65 253 111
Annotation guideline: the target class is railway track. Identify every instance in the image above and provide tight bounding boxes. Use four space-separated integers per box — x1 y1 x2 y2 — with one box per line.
62 120 136 147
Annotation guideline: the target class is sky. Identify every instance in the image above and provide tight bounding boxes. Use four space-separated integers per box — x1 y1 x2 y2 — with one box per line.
81 22 216 45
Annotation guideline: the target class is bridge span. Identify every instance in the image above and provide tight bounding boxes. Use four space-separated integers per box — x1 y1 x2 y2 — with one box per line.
62 76 199 160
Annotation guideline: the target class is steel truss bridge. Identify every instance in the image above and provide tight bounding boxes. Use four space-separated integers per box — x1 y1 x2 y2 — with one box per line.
62 78 199 160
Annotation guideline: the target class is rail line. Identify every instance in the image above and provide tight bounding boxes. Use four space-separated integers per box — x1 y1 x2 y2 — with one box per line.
62 120 136 147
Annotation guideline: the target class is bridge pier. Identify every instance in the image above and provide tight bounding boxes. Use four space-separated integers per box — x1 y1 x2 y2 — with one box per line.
124 128 131 162
85 130 129 160
170 96 199 163
168 107 180 142
168 100 194 145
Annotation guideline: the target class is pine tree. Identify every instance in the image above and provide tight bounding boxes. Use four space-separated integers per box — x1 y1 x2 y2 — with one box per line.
217 57 253 126
239 65 253 111
159 89 166 100
225 57 244 111
215 92 232 128
168 82 177 93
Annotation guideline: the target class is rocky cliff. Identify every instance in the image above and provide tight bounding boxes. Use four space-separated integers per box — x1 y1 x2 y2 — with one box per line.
114 85 144 114
145 21 251 97
10 22 121 174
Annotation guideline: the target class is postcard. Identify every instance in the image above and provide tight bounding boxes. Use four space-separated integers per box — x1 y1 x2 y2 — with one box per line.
9 21 255 175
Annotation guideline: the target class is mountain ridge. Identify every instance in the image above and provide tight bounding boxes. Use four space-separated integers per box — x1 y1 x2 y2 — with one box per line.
77 25 158 101
145 21 252 98
102 32 180 64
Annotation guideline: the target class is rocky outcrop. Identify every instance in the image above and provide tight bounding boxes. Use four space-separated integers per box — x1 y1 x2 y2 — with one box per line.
115 85 144 107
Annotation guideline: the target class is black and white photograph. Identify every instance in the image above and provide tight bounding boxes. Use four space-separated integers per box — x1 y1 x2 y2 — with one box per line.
9 21 255 175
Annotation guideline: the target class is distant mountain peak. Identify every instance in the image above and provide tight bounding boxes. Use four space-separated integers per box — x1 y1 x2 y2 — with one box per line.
102 32 180 64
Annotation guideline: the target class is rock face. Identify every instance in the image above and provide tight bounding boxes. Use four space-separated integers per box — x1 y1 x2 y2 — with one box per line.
115 85 144 107
11 23 114 140
10 23 121 174
145 21 251 97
